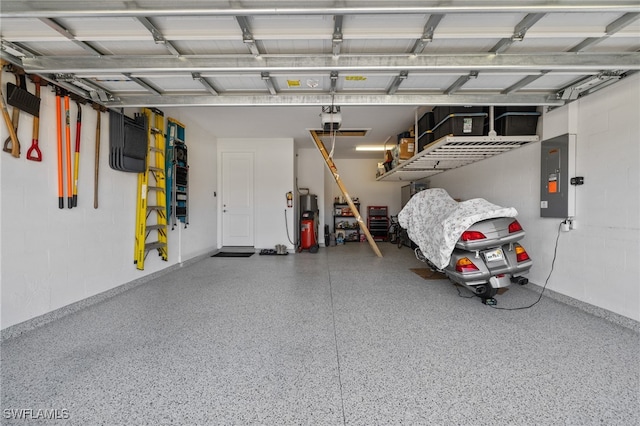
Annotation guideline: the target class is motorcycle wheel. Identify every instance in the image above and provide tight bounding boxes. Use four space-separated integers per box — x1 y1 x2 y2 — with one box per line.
475 284 497 299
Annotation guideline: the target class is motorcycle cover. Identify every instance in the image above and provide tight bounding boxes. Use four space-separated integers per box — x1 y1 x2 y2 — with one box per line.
398 188 517 269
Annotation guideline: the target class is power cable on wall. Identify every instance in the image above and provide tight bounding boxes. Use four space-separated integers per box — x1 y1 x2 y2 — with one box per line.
487 221 563 311
284 209 295 246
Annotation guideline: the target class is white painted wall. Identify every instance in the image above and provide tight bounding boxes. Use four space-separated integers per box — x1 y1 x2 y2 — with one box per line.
429 74 640 321
324 158 405 232
0 73 218 330
161 108 218 261
217 138 295 250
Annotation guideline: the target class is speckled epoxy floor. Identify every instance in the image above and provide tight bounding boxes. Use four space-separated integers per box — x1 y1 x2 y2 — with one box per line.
1 243 639 425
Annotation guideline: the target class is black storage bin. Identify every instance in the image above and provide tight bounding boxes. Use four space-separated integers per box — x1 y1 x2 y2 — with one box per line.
397 131 411 143
416 111 434 152
494 106 540 136
418 131 434 152
418 111 434 135
432 106 486 125
494 106 538 115
432 112 488 139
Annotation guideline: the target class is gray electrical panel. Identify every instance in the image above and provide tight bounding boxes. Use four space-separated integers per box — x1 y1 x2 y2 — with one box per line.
540 134 575 218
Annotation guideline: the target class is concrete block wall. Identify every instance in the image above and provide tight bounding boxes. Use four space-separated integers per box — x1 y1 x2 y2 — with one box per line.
0 76 218 331
429 73 640 321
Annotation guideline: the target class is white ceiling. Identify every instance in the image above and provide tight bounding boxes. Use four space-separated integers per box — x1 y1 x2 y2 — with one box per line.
1 1 639 158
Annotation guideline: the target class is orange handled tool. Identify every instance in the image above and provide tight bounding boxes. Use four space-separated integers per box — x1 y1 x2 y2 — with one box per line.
56 87 64 208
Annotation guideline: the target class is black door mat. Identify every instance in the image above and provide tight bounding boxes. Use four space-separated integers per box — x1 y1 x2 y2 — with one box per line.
211 252 254 258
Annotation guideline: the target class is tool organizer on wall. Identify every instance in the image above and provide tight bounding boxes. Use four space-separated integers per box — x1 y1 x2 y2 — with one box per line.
166 118 189 229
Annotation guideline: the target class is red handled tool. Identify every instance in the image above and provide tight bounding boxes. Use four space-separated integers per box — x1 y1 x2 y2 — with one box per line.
64 93 73 208
26 76 42 161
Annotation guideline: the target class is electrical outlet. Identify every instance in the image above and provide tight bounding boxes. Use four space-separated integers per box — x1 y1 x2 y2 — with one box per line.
569 218 577 230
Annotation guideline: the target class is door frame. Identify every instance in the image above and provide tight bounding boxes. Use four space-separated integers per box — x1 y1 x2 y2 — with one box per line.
218 151 255 248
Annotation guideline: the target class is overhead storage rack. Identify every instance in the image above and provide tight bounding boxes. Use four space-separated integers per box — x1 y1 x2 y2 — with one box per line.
376 135 539 182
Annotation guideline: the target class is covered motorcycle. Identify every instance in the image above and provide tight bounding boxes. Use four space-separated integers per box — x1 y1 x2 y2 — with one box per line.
398 188 532 301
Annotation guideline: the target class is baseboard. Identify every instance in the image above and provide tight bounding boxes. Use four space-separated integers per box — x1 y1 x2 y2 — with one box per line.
1 250 216 342
525 283 640 333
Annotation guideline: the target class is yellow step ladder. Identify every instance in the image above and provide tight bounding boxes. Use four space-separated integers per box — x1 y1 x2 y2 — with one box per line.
134 107 168 270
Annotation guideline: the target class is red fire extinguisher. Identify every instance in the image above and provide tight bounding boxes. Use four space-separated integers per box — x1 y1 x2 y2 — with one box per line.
286 191 293 208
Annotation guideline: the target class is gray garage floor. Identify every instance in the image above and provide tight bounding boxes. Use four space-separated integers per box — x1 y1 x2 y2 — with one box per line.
1 243 638 425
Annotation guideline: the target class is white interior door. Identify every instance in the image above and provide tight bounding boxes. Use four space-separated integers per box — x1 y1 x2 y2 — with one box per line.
222 152 255 247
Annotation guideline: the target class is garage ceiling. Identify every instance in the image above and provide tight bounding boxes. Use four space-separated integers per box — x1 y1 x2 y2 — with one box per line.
1 1 639 158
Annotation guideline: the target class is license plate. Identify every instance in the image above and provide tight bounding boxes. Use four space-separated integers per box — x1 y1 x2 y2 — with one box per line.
484 248 504 262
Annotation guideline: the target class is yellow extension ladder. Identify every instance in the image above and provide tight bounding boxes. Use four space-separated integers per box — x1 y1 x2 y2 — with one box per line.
134 107 168 270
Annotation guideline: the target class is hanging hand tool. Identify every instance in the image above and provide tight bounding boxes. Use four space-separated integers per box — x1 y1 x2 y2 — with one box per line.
0 62 20 158
2 71 21 158
92 103 106 209
26 76 43 161
72 98 83 206
56 87 64 208
64 92 73 208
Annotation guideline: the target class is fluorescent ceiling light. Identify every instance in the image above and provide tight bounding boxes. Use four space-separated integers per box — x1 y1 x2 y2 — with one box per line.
355 145 386 151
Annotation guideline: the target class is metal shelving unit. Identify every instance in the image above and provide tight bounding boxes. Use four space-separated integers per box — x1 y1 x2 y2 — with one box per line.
376 134 539 182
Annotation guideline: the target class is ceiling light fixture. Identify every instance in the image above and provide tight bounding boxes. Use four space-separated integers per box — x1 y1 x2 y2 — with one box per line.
355 145 386 151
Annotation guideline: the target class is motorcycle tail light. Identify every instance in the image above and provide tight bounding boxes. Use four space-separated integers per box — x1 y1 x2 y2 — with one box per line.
461 230 486 241
456 257 479 273
508 220 523 233
515 245 530 262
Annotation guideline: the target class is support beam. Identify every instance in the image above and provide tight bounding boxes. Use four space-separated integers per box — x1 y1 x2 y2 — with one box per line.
38 18 102 55
502 71 549 94
1 41 39 59
123 73 162 95
445 71 478 95
20 53 640 74
490 13 546 53
236 15 261 57
411 14 443 54
329 71 339 94
3 3 639 18
309 130 382 258
100 93 565 108
136 16 181 57
569 12 640 52
261 71 277 95
192 72 219 95
332 15 344 57
387 70 408 95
